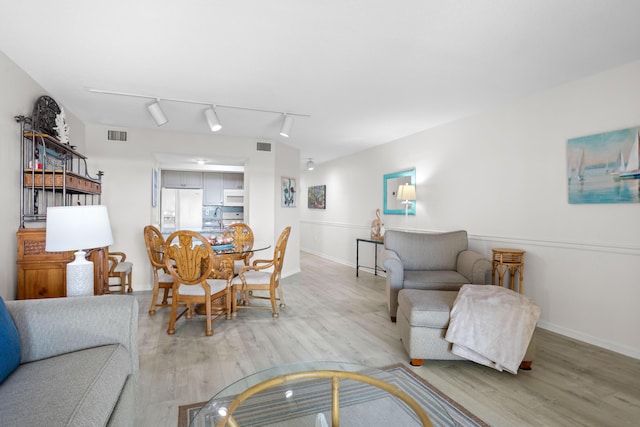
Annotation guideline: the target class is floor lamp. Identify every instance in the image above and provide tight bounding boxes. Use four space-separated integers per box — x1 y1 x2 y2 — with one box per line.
45 205 114 297
397 183 416 231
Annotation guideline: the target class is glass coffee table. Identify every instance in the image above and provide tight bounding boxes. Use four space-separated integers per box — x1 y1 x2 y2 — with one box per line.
189 361 453 427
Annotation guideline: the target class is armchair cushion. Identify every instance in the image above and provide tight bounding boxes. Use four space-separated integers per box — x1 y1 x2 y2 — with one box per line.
403 271 469 290
0 297 20 383
385 229 468 270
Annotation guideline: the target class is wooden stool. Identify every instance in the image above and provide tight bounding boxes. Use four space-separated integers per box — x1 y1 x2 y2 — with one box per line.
492 248 525 293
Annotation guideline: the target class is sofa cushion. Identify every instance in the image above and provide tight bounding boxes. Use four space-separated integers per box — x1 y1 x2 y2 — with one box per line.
397 289 459 329
0 297 20 383
0 344 130 426
403 270 469 290
384 230 468 271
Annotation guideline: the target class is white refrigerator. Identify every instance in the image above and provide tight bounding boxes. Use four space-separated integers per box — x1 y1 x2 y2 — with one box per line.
161 188 203 231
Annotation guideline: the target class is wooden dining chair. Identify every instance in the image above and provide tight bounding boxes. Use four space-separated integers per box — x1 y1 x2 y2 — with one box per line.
143 225 174 315
163 230 233 336
222 222 255 274
232 226 291 318
107 251 133 294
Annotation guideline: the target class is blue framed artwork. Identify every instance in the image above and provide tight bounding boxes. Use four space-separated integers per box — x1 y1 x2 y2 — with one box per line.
383 169 416 214
567 126 640 204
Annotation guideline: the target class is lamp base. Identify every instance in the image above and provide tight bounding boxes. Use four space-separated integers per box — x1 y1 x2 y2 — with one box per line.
66 250 94 297
403 200 412 231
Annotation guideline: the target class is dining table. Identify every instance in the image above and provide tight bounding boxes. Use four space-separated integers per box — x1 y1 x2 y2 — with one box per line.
197 239 271 315
154 233 271 315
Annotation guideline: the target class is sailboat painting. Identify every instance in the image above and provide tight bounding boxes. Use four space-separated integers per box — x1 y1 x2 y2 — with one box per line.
567 126 640 204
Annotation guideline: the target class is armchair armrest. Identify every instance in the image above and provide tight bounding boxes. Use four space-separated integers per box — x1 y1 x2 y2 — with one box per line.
381 249 404 287
456 250 492 284
381 248 405 319
6 295 138 374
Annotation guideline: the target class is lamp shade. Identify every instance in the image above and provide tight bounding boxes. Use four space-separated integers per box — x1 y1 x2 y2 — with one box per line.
397 184 416 201
45 205 114 252
306 159 315 171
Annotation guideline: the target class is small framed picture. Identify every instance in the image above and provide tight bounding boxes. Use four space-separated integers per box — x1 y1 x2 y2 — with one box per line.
308 185 326 209
281 177 296 207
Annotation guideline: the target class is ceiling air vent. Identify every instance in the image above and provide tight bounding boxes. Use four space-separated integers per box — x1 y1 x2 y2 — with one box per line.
256 142 271 152
107 129 128 143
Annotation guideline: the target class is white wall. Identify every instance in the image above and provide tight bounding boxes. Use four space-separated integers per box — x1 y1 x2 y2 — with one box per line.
274 142 301 276
300 60 640 359
84 126 301 292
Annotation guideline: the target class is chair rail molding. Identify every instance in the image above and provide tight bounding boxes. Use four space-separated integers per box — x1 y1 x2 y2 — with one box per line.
300 219 640 256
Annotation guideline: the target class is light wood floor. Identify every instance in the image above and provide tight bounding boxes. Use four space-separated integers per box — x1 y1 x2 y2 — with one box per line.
134 251 640 427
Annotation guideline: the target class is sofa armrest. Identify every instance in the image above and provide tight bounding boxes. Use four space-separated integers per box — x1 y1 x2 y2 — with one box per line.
6 295 138 374
456 250 492 284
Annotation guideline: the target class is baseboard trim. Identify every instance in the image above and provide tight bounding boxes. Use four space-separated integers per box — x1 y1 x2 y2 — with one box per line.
537 321 640 360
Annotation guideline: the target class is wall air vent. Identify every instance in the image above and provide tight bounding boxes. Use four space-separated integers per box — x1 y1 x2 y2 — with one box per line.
107 130 128 143
256 142 271 152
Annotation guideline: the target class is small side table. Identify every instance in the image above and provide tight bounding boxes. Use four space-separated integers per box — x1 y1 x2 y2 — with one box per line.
492 248 525 293
356 238 385 277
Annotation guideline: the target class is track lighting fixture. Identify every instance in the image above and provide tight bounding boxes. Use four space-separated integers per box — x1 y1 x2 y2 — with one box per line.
89 88 309 136
204 106 222 132
147 99 168 126
279 114 294 138
306 159 316 171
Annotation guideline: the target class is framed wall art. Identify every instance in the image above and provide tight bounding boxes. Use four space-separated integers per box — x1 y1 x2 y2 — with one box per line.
308 185 326 209
567 126 640 204
281 177 297 207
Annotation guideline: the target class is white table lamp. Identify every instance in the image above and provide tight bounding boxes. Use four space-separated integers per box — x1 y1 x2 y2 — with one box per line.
397 184 416 231
45 205 114 297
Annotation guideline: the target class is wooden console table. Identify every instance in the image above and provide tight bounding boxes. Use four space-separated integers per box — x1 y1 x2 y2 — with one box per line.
356 238 385 277
17 228 109 299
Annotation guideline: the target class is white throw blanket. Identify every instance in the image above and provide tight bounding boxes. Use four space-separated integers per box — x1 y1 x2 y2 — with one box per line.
445 284 540 374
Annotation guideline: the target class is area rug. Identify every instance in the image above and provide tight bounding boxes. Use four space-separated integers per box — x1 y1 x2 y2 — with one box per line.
178 363 489 427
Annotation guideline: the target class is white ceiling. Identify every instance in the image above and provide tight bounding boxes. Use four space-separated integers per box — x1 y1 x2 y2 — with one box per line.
2 1 640 168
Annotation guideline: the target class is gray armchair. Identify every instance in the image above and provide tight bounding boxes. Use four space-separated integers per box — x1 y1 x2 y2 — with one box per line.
381 230 491 321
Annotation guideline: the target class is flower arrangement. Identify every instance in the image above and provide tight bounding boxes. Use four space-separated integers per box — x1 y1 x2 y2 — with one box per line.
207 236 233 246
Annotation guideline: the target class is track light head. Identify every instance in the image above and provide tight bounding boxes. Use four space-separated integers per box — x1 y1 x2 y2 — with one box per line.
147 100 168 126
204 106 222 132
280 114 294 137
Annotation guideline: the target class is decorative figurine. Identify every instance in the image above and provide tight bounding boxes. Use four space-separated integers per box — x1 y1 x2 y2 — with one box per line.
370 208 384 241
54 107 70 145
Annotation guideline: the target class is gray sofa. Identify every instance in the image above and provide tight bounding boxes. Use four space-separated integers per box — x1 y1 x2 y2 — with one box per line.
381 230 491 321
0 295 138 426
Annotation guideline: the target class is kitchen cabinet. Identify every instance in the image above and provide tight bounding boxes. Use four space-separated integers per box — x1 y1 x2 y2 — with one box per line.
223 172 244 189
203 172 223 205
162 170 203 189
